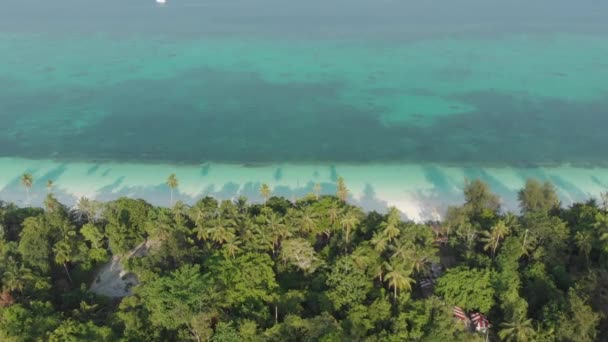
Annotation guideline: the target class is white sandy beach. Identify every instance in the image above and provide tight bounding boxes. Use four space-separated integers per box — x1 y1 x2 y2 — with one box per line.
1 157 607 222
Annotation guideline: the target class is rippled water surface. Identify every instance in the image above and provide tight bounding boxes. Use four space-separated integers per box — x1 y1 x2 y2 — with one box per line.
2 0 607 165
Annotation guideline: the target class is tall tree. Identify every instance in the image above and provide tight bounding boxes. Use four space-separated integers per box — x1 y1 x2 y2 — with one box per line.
207 216 236 244
263 211 291 256
556 290 601 342
379 207 401 242
279 238 319 273
498 316 536 342
294 206 320 235
518 179 559 214
574 231 592 264
313 183 322 200
336 177 349 202
166 174 179 206
384 261 414 299
223 236 242 258
259 183 272 204
21 173 33 207
72 197 101 224
46 180 54 194
601 191 608 211
1 259 34 294
371 232 389 253
340 209 360 245
481 220 510 258
463 178 500 218
53 222 82 283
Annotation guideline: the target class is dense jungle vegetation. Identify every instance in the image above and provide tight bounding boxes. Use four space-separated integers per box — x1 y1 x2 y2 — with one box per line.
1 175 607 341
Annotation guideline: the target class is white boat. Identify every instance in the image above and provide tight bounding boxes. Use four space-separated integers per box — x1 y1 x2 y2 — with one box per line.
156 0 166 4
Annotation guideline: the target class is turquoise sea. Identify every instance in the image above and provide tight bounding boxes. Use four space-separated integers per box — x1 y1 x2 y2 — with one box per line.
1 0 607 219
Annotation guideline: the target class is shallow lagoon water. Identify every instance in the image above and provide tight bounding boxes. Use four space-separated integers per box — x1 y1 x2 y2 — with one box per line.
2 33 608 164
1 0 607 216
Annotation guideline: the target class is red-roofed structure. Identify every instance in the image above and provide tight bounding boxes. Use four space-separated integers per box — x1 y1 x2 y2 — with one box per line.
470 312 491 333
453 306 467 321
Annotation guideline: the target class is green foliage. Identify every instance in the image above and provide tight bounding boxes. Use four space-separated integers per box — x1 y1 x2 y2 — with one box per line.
212 322 240 341
104 198 152 254
0 178 606 341
0 301 60 341
265 312 342 342
463 178 500 222
336 177 349 202
48 320 114 342
343 298 391 339
518 179 559 214
203 253 278 323
259 183 272 203
394 297 469 341
325 256 373 311
436 266 495 312
498 316 536 342
17 216 55 273
112 296 158 341
137 264 207 330
80 223 108 264
279 238 320 273
555 290 601 342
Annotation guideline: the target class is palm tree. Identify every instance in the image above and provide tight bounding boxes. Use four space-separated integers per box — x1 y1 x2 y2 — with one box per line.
350 246 372 270
172 201 188 226
1 259 33 293
389 239 412 262
237 216 257 244
46 180 54 193
504 212 520 231
380 207 401 242
327 205 341 226
481 220 510 258
189 200 213 229
223 237 242 258
166 174 179 205
253 224 276 254
72 197 100 224
313 183 322 200
207 216 236 244
340 209 360 245
602 232 608 253
408 251 432 276
259 183 272 204
264 212 291 256
54 240 74 283
296 206 320 235
575 231 593 264
371 232 389 252
499 316 535 342
150 212 175 241
21 173 33 206
336 177 348 202
384 261 415 299
235 196 248 214
195 223 210 242
601 191 608 211
371 259 385 282
520 229 533 257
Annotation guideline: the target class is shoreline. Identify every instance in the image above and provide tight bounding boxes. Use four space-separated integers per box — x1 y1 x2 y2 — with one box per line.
3 154 608 170
1 157 607 222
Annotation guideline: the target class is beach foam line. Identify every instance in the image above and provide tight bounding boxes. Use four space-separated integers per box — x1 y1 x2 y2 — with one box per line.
1 157 607 222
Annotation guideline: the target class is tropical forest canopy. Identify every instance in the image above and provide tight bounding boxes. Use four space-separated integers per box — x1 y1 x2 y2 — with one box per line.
0 176 607 341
